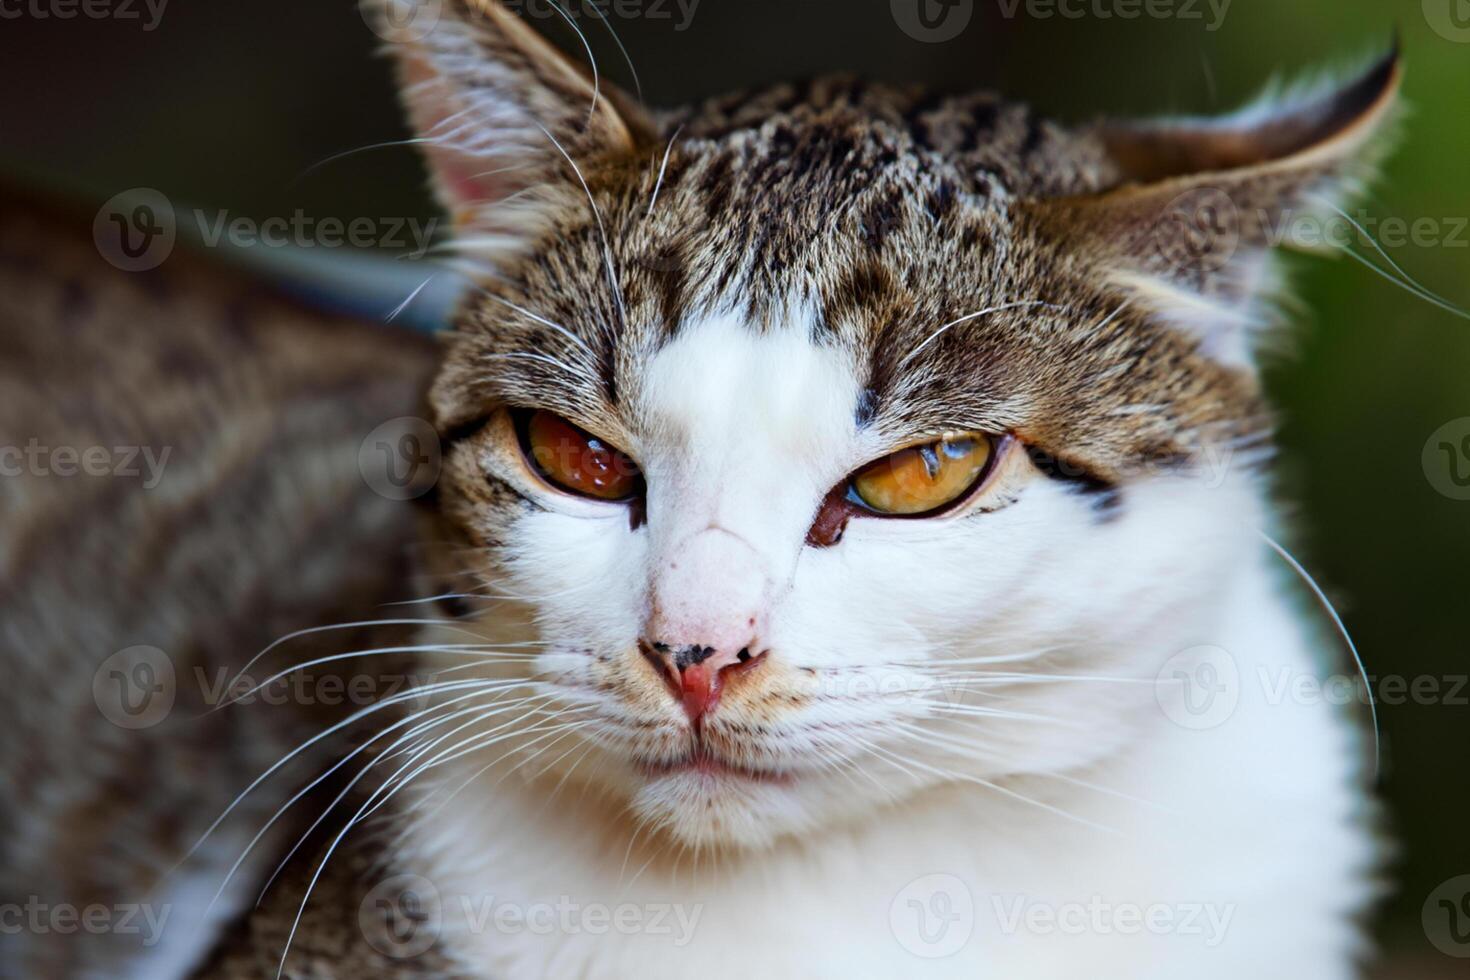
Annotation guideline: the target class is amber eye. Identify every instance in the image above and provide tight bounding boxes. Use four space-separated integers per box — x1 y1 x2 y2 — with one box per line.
519 410 641 501
848 434 994 516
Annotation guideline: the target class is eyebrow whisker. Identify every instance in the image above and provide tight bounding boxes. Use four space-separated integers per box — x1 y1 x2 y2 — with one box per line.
899 300 1063 369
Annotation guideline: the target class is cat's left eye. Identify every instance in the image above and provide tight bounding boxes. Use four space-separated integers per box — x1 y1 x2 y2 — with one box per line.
847 434 995 516
516 410 641 501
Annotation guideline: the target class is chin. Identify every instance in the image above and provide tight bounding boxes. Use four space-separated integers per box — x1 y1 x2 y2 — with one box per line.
628 767 828 850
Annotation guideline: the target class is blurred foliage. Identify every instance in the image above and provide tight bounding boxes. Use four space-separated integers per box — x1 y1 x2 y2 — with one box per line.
1 0 1464 959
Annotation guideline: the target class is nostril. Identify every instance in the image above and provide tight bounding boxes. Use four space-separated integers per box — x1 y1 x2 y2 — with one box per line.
723 648 767 678
639 640 679 693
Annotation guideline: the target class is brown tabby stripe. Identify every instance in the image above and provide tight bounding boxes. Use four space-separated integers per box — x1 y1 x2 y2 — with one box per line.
0 186 441 978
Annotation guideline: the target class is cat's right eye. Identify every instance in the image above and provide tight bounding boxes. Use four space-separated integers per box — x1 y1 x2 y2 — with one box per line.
514 410 642 502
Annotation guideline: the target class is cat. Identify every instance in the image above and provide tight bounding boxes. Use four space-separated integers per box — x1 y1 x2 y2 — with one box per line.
9 0 1403 976
199 1 1409 976
0 187 441 978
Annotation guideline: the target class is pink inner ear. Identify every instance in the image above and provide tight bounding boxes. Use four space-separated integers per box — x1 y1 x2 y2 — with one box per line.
439 157 506 210
401 54 517 212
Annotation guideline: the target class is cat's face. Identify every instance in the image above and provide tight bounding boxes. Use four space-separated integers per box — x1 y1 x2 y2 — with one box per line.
381 0 1397 847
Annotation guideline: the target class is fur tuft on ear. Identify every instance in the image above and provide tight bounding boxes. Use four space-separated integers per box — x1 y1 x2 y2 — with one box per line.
365 0 652 264
1022 47 1402 366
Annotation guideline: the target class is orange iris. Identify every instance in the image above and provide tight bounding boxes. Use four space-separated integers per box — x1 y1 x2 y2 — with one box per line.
523 410 641 500
849 434 993 515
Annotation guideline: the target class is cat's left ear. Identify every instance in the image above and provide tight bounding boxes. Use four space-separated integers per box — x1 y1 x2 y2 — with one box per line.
366 0 653 256
1022 48 1402 365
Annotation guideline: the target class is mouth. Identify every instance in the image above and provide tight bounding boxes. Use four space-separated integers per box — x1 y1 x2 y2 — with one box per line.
640 748 792 785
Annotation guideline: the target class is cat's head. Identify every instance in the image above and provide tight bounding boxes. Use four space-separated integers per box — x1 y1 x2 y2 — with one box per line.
374 0 1398 848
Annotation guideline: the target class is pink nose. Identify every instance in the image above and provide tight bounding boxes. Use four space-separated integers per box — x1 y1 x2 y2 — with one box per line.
642 528 768 724
641 642 763 724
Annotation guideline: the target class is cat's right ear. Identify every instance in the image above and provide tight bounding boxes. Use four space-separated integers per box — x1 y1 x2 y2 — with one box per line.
365 0 651 256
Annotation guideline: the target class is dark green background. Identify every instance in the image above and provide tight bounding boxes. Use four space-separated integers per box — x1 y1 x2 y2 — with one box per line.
2 0 1465 968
